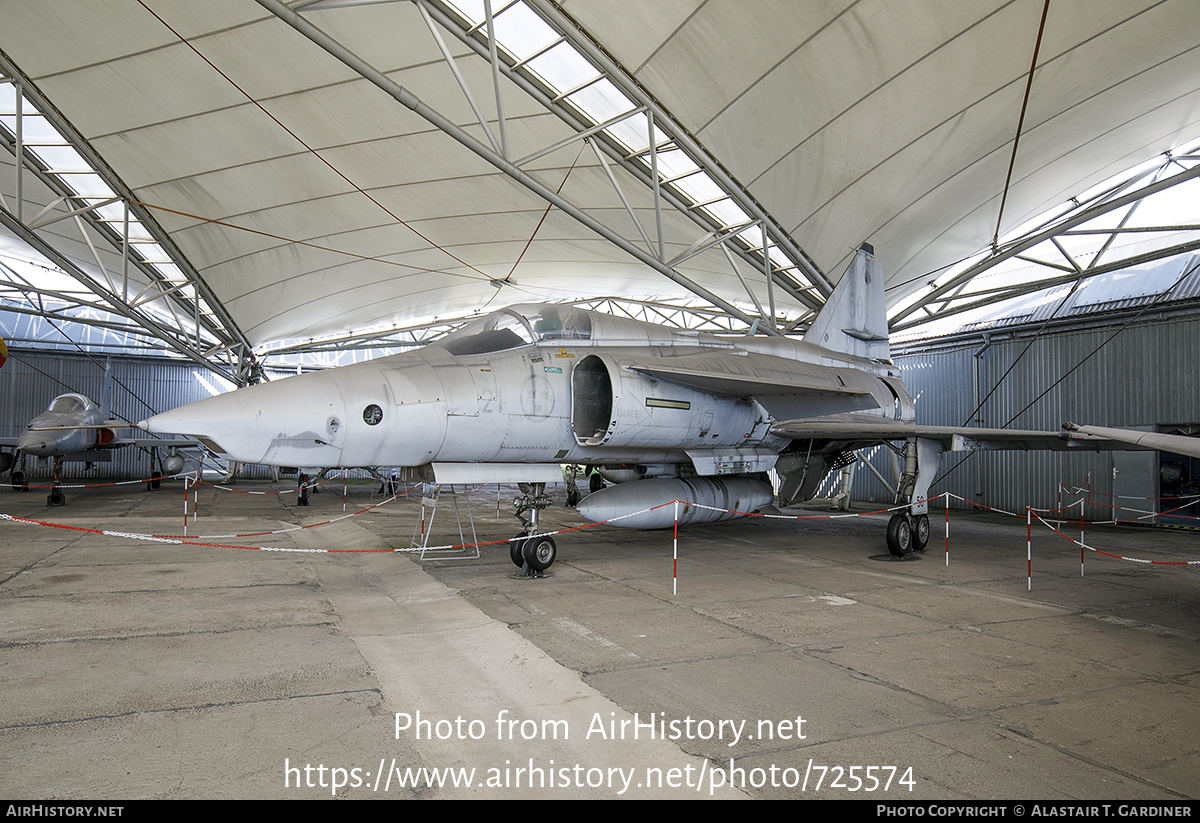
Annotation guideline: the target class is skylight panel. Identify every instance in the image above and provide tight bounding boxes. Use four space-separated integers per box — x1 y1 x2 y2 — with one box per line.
565 78 635 124
134 242 173 264
605 110 669 155
152 261 185 281
525 42 600 96
94 202 126 223
1125 176 1200 227
26 144 90 173
94 208 157 243
653 147 700 181
56 173 115 199
0 111 59 143
93 203 155 240
492 2 558 61
768 246 791 270
673 172 725 205
702 198 751 227
440 0 488 27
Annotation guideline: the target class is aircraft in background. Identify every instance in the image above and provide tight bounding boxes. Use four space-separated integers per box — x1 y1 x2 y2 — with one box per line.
139 244 1149 572
2 392 188 506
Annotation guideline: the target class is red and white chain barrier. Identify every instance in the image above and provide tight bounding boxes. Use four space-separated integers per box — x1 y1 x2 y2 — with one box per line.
3 484 1196 595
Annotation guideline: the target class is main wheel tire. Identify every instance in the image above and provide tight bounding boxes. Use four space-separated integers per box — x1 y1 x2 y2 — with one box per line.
509 536 527 568
522 536 557 572
48 487 65 507
912 514 931 552
886 512 912 557
589 473 605 493
148 470 162 491
12 471 26 491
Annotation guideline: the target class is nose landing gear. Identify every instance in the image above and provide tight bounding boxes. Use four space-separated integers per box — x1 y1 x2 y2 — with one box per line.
510 482 556 577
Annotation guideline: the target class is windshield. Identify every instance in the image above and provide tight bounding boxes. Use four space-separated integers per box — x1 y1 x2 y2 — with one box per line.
437 309 534 356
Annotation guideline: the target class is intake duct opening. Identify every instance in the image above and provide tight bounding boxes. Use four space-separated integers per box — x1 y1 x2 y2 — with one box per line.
571 355 614 445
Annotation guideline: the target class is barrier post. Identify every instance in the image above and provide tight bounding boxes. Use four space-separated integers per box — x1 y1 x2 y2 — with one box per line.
1026 507 1032 591
1079 497 1085 576
673 500 679 597
944 492 950 566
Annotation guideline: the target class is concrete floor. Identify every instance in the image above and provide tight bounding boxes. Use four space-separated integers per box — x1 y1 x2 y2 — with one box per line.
1 477 1197 799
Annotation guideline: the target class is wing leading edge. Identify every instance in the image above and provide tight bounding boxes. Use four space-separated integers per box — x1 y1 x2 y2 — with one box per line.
771 418 1143 452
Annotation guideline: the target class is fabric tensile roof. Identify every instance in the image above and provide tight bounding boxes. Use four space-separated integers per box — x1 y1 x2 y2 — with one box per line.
1 0 1198 359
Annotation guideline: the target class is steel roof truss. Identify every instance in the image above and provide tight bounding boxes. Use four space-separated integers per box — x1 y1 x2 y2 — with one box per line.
894 160 1200 330
257 0 777 335
408 0 826 313
0 58 256 374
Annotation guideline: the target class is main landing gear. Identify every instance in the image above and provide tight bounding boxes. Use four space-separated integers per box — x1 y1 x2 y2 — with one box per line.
883 437 941 558
509 482 556 577
885 511 930 557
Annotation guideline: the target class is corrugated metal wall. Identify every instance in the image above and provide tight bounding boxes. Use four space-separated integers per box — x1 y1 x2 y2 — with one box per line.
0 349 254 480
851 311 1200 520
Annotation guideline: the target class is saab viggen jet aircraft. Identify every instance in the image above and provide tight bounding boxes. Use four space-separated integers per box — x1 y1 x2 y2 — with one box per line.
140 245 1147 572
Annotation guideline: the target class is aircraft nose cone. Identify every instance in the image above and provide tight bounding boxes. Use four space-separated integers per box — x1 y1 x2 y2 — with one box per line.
17 432 55 455
141 390 261 462
142 376 349 467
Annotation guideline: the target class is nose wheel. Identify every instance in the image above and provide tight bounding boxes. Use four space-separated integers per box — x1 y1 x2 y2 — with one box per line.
511 483 556 577
509 536 527 567
523 536 557 571
46 457 66 507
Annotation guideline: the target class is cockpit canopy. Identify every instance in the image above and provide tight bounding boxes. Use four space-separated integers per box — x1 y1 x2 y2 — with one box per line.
47 394 93 414
436 305 592 356
434 303 709 356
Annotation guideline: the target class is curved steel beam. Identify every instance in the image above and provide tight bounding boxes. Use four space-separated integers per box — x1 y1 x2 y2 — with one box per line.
255 0 779 335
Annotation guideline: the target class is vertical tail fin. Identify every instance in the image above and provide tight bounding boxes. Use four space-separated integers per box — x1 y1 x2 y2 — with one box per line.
101 355 113 419
804 242 890 361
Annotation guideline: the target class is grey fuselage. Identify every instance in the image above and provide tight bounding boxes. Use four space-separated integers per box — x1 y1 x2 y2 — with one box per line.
17 394 107 458
141 305 914 479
